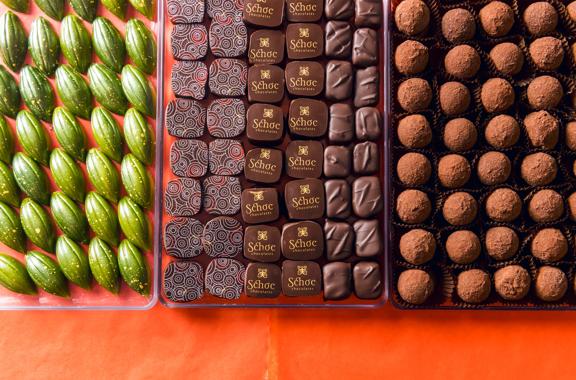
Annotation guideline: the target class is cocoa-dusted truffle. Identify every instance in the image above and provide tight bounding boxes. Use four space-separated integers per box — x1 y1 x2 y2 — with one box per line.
566 121 576 151
520 152 558 186
479 1 514 38
494 265 530 301
484 115 520 149
397 152 432 186
572 42 576 63
444 45 481 80
445 230 481 264
437 154 471 188
535 266 567 302
476 151 511 185
568 192 576 221
568 1 576 22
527 75 563 110
523 2 558 36
481 78 515 113
394 0 431 36
397 269 434 305
397 114 432 148
531 228 567 262
485 226 519 261
396 189 432 224
489 42 524 76
439 81 470 116
523 111 559 149
485 188 522 222
528 189 564 223
399 229 435 265
442 192 477 225
442 8 476 43
529 37 564 71
394 40 429 75
397 78 432 112
443 118 477 151
457 269 491 304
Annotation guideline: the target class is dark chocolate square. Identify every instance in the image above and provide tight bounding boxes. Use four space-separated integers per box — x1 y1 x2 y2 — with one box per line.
248 30 285 65
324 220 354 261
284 178 325 220
323 145 351 178
354 66 379 107
207 0 243 18
285 140 324 178
171 61 208 99
281 221 324 260
244 147 283 183
329 103 354 142
353 141 378 174
243 0 284 27
355 0 382 27
353 261 382 299
241 187 280 223
165 178 202 216
282 260 322 296
244 225 282 262
169 139 208 177
325 21 352 58
209 58 248 97
205 258 245 299
163 261 204 302
209 14 248 58
324 0 353 20
287 0 323 22
202 216 243 258
248 65 285 103
164 217 204 259
352 176 382 218
202 175 242 215
325 179 351 219
352 28 378 67
245 263 282 298
167 0 205 23
246 103 284 142
323 262 352 300
288 98 328 137
326 60 353 100
285 61 324 97
286 23 324 59
207 98 245 138
355 106 382 140
171 24 208 60
208 139 245 176
166 98 206 138
353 219 382 257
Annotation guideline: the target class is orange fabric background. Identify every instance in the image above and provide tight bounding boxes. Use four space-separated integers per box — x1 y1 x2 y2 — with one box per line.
0 305 573 379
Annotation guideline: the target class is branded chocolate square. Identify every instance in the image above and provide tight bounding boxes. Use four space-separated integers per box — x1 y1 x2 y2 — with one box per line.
244 225 282 262
248 30 285 65
324 220 353 261
282 260 322 296
353 28 378 67
353 219 382 257
325 179 351 219
326 60 353 100
209 58 248 97
286 23 324 59
323 262 352 300
243 0 285 27
325 21 352 58
285 140 324 178
353 141 378 174
353 261 382 299
281 221 324 260
285 61 324 96
355 0 382 27
248 65 285 103
245 147 283 183
355 106 382 140
352 176 382 218
284 178 325 219
241 187 280 223
171 24 208 60
354 66 379 107
288 99 328 137
246 103 284 142
287 0 323 21
329 103 354 142
325 0 353 20
245 263 282 298
324 145 351 178
171 61 208 99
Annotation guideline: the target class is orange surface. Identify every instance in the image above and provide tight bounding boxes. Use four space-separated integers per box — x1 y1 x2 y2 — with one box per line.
0 304 574 379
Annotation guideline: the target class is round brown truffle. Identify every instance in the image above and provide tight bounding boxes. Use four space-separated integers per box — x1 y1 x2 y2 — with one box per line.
397 78 433 112
527 75 563 110
437 154 471 188
444 45 481 80
489 42 524 76
485 226 520 261
531 228 567 262
439 81 471 116
457 269 491 304
568 192 576 221
520 152 558 186
572 42 576 63
394 0 431 36
484 115 520 149
442 192 478 226
535 266 567 302
397 269 434 305
568 1 576 22
566 121 576 151
399 229 435 265
441 8 476 43
397 114 432 148
485 188 522 222
445 230 481 264
396 189 432 224
395 40 429 75
529 37 564 71
443 118 477 151
397 152 432 186
494 265 530 301
523 111 559 149
476 151 511 185
481 78 515 113
479 1 514 37
523 2 558 36
528 189 564 223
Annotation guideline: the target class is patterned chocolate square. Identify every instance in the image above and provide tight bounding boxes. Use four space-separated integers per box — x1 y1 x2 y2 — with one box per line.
170 139 208 178
171 24 208 60
163 217 204 258
208 139 245 175
207 98 245 138
202 175 242 215
209 58 248 96
165 98 206 138
209 14 248 57
172 61 208 99
165 178 202 216
163 261 204 302
167 0 205 23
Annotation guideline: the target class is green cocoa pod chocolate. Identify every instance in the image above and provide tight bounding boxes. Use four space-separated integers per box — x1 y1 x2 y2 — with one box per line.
15 110 51 166
0 161 20 207
55 235 91 289
125 19 156 75
69 0 97 22
118 196 150 251
19 65 55 121
20 197 55 252
12 152 50 205
0 115 14 163
0 253 36 295
121 64 155 117
29 17 60 76
121 153 151 209
0 65 20 118
128 0 154 19
124 108 153 165
52 107 87 161
55 64 93 120
49 148 86 203
93 17 126 73
0 201 26 252
0 0 29 12
0 12 27 72
88 63 128 115
101 0 126 19
25 250 69 297
90 107 123 162
86 148 120 203
88 237 119 294
60 15 92 73
118 239 149 295
51 192 88 243
34 0 64 20
85 191 119 246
